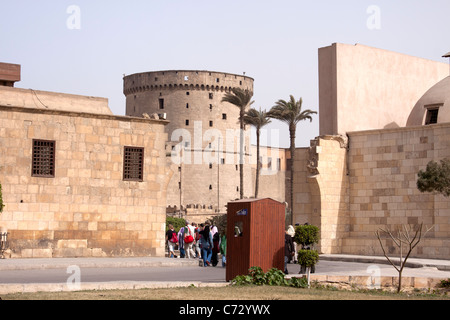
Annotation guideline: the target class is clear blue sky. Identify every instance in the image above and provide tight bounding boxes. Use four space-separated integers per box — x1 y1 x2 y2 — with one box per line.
1 0 449 147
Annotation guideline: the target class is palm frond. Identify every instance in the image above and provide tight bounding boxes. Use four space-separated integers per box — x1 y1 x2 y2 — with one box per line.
243 107 271 129
268 96 316 125
221 88 255 111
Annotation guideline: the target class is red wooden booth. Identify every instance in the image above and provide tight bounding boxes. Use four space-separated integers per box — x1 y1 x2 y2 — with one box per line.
226 198 286 282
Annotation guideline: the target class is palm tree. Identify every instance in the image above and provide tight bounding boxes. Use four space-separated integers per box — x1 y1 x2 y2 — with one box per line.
243 108 271 198
222 88 255 199
268 96 316 225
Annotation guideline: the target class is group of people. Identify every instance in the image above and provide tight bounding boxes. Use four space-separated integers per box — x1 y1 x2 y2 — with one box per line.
165 220 227 267
166 220 307 273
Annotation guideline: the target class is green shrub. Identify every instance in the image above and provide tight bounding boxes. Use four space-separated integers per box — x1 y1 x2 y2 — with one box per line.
166 216 186 233
294 225 319 247
417 159 450 197
297 249 319 268
231 267 307 288
289 276 309 288
210 214 227 234
248 266 266 285
440 279 450 288
231 274 253 286
264 268 289 286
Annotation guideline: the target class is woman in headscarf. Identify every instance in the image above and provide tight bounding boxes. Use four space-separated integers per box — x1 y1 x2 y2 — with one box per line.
287 225 297 264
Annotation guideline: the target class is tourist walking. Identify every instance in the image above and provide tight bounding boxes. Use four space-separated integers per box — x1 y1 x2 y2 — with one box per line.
165 224 178 258
178 226 185 258
184 220 196 259
211 231 220 266
211 223 218 238
198 223 204 260
287 225 296 263
193 222 201 258
220 231 227 267
200 224 213 266
284 230 295 274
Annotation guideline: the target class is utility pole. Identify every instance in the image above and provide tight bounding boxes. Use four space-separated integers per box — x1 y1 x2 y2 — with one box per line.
179 148 183 219
179 165 182 219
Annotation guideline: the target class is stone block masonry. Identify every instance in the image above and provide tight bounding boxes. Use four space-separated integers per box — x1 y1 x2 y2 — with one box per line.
124 70 260 213
345 124 450 259
0 105 170 258
292 123 450 259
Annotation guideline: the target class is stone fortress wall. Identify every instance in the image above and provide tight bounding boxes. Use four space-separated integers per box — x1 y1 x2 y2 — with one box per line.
291 43 450 259
344 123 450 258
292 124 450 260
3 42 447 260
0 105 170 258
124 70 254 135
124 70 285 214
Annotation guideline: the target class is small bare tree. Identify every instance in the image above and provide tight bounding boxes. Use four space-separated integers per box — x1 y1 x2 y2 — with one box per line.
375 223 434 293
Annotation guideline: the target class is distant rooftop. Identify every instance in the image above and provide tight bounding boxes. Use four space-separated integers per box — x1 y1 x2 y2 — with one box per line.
0 62 113 115
0 62 21 87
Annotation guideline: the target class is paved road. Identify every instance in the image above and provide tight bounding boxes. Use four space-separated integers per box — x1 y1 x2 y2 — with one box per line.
0 265 226 284
1 256 449 285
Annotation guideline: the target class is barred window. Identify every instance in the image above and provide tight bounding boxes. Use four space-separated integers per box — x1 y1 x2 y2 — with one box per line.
32 140 55 178
123 147 144 181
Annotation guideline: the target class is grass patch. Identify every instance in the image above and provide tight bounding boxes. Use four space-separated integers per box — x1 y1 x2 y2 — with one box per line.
2 285 449 301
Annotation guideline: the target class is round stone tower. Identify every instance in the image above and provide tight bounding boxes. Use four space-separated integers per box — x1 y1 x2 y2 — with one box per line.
124 70 255 214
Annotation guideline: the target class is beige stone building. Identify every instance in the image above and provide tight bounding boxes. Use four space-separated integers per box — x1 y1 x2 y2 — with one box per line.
1 42 448 261
121 45 450 260
0 65 170 258
292 43 450 259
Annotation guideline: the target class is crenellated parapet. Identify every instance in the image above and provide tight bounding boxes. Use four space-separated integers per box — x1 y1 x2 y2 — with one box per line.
124 70 253 96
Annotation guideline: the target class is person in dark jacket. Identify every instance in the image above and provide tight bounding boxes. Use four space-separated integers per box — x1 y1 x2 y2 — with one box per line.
211 231 220 267
284 230 295 274
200 225 213 266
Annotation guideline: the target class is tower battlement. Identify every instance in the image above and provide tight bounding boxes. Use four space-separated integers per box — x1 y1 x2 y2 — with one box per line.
124 70 253 96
